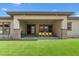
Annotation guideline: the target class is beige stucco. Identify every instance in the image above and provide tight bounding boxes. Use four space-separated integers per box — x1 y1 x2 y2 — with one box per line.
68 20 79 37
13 14 67 38
0 12 75 38
13 15 67 29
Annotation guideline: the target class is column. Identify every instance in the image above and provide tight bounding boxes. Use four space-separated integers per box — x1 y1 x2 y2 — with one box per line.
36 24 39 36
61 19 67 39
13 18 21 39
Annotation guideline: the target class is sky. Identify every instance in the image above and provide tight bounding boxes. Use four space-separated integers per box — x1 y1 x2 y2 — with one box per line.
0 3 79 16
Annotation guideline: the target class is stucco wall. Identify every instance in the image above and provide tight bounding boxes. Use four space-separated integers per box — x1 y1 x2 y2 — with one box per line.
13 14 67 38
0 14 68 38
53 21 61 37
14 15 67 20
68 20 79 37
13 14 67 29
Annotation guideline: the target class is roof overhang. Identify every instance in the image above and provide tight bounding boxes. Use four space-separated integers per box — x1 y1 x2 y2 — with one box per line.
6 11 74 16
0 16 12 19
68 16 79 20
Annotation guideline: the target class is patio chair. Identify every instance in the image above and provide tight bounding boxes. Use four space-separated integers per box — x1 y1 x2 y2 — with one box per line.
49 32 52 37
38 32 42 37
45 32 49 37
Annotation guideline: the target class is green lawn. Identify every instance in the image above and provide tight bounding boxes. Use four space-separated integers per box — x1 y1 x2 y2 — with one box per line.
0 39 79 56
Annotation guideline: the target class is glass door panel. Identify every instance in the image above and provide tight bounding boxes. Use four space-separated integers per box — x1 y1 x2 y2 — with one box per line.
27 24 36 36
31 25 36 34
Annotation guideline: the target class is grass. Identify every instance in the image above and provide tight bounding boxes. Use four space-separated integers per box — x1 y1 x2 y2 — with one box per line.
0 38 79 56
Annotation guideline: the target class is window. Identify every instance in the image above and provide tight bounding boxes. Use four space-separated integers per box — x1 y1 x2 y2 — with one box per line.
67 22 72 30
0 23 3 34
3 23 10 35
0 22 10 35
39 25 52 32
31 25 35 34
39 25 44 32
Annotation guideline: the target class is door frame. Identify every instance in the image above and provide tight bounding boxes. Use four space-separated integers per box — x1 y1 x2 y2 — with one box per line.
27 24 36 36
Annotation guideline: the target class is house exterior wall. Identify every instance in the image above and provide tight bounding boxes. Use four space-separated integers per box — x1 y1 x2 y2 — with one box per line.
68 20 79 37
13 14 67 38
13 14 67 29
1 17 79 38
0 14 68 38
53 21 61 37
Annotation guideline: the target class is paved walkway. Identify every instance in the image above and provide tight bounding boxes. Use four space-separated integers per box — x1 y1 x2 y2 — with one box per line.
21 37 59 40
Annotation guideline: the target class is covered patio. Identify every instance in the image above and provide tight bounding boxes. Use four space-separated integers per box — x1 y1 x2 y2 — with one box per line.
6 12 71 39
20 20 62 38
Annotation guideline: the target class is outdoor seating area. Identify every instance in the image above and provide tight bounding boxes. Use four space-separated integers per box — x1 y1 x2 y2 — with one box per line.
38 32 52 37
21 31 52 38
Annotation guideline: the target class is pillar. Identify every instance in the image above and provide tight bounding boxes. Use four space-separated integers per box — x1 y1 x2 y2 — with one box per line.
36 24 39 36
13 18 21 39
61 19 67 39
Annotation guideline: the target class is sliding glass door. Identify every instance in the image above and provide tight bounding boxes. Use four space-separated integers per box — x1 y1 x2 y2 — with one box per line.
27 24 36 36
39 24 53 36
39 24 52 32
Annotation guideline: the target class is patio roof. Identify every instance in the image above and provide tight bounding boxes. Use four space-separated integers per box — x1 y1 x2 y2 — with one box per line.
6 11 74 15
